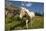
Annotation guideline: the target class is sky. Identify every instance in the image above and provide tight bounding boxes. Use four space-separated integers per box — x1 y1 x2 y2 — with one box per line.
6 1 44 15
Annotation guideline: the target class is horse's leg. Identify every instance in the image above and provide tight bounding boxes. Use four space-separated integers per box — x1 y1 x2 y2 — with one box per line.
30 17 32 28
31 19 32 27
31 17 34 28
26 20 28 29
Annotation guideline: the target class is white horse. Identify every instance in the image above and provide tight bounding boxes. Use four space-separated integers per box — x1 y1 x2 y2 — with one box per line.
19 7 35 29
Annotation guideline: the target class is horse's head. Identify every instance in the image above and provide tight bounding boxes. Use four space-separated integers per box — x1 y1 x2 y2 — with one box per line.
19 7 27 19
20 10 27 19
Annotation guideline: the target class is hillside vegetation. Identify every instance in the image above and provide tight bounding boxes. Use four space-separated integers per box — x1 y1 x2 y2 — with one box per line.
5 7 44 31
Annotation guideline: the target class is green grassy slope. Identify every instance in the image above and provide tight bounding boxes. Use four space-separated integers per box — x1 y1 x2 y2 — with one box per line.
5 16 44 31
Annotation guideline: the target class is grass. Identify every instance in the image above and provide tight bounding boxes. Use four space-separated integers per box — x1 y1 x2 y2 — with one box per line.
28 16 44 29
5 16 44 31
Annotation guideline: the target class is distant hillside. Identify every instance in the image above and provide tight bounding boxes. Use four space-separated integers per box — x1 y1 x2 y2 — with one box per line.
35 12 44 16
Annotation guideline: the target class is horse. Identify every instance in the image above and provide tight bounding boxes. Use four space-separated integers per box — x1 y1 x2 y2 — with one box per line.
19 7 35 29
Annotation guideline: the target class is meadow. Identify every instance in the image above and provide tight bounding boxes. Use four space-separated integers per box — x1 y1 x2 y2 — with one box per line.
5 15 44 31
